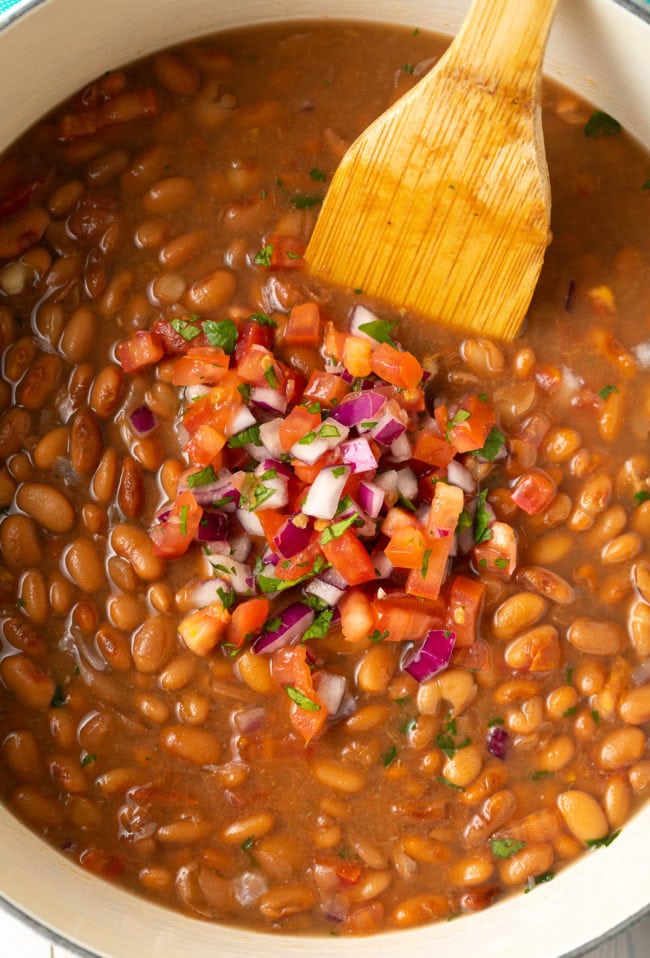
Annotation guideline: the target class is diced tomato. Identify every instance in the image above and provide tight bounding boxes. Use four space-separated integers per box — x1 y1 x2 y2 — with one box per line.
271 646 327 744
510 469 557 515
340 589 377 642
323 322 347 364
342 335 372 377
473 520 517 579
116 330 164 373
417 470 448 503
370 343 423 390
452 638 492 671
256 510 288 549
184 423 226 466
426 481 464 538
150 490 202 558
226 597 270 648
315 854 363 886
384 526 426 570
284 303 322 346
302 370 351 409
374 596 444 642
412 431 456 468
380 506 423 537
236 344 276 386
445 574 485 648
405 536 453 601
279 405 322 451
171 346 230 386
178 602 231 656
320 529 376 586
79 848 124 879
182 374 242 436
448 394 496 454
268 235 306 270
151 318 198 356
292 449 340 486
234 319 274 365
273 538 321 581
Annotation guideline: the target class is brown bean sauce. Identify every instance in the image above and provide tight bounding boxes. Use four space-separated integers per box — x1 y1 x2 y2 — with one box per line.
0 21 649 935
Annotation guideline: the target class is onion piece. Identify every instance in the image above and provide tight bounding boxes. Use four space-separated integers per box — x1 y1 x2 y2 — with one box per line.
373 469 399 506
253 602 315 654
402 629 456 682
232 871 268 907
388 432 412 462
182 469 240 511
196 509 228 542
396 467 418 500
232 707 267 734
340 437 378 473
357 479 385 518
227 405 257 436
447 459 475 493
129 404 156 436
291 434 330 465
272 513 314 558
328 391 386 428
259 418 284 459
370 405 407 445
486 725 509 760
250 386 287 415
302 466 349 519
304 577 346 607
314 671 346 715
203 550 256 595
350 304 383 343
190 578 232 609
236 509 264 536
371 549 394 580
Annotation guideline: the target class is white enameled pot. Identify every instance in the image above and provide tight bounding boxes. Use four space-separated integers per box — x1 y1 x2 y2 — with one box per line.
0 1 649 956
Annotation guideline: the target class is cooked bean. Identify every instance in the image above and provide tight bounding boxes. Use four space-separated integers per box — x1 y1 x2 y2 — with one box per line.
442 744 482 788
91 447 120 503
2 730 42 781
536 736 575 773
159 229 209 268
567 617 625 656
160 725 220 765
464 789 517 845
154 51 200 96
184 268 237 313
16 353 62 410
89 364 123 419
0 206 49 259
601 534 642 569
598 727 645 770
11 785 64 827
69 407 103 475
96 623 132 672
16 481 75 533
603 776 632 830
0 514 43 567
117 456 145 519
311 757 365 793
64 538 105 592
629 760 650 795
557 790 608 843
618 684 650 725
498 842 554 885
144 176 196 214
0 407 31 458
545 686 578 721
258 884 314 921
132 615 177 673
236 649 275 695
516 566 576 605
60 306 97 363
17 568 49 625
48 753 88 794
221 813 275 845
177 691 210 725
0 655 55 709
492 592 547 640
448 857 495 888
356 644 398 695
390 893 449 927
111 523 166 581
504 626 560 673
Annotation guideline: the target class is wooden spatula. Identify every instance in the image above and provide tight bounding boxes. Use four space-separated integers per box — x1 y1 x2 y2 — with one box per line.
306 0 560 341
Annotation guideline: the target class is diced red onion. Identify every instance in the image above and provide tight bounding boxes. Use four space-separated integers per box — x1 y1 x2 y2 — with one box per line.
157 509 170 523
250 386 288 415
305 577 346 606
486 725 509 760
402 629 456 683
291 435 329 465
319 567 349 591
396 467 418 500
196 509 228 542
253 602 315 654
447 459 475 493
272 513 314 558
370 410 406 445
260 458 292 480
302 466 349 520
129 404 156 436
314 671 347 715
321 895 349 924
259 418 284 459
357 479 385 518
232 871 268 907
190 578 232 609
228 405 257 436
340 438 378 473
388 433 412 462
336 497 376 538
329 391 386 428
232 707 267 734
235 509 264 536
183 469 240 510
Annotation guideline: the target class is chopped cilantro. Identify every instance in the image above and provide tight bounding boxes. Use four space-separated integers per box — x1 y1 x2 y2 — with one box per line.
456 509 473 533
254 244 274 268
369 629 389 643
446 408 471 439
250 311 276 327
643 179 650 191
358 317 398 346
435 732 470 759
202 318 238 354
212 493 236 509
400 717 417 735
170 317 201 341
359 420 377 429
260 467 278 481
264 365 279 389
309 168 327 182
487 716 505 727
298 431 317 445
179 504 189 537
401 64 415 74
50 685 66 708
494 557 509 569
474 489 493 544
353 288 363 295
186 465 218 488
216 586 234 609
435 775 464 791
285 251 303 260
475 427 506 462
563 706 578 718
591 709 601 723
241 836 255 851
394 696 411 706
265 617 282 633
421 548 432 578
303 609 334 641
524 871 554 892
598 384 618 400
291 194 323 209
250 483 275 509
397 493 417 513
412 27 420 35
285 686 321 712
331 466 347 478
304 595 329 612
16 598 25 608
382 745 398 767
319 424 341 439
634 490 650 505
320 513 359 545
237 382 251 403
566 665 574 685
227 424 262 448
584 111 621 137
585 830 621 849
81 754 96 767
531 770 552 780
490 839 525 860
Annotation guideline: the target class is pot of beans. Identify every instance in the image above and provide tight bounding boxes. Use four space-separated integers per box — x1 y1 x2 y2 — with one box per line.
0 0 649 955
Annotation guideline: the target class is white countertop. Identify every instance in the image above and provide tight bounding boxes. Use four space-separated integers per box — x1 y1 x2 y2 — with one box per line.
1 902 648 957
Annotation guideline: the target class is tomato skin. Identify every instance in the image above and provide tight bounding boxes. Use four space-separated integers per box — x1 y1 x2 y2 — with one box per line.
374 596 444 642
284 303 322 346
183 424 225 466
279 405 322 451
413 431 456 468
448 394 496 454
271 646 327 744
370 343 423 390
226 597 270 648
267 235 306 269
320 530 377 586
510 469 556 515
150 490 202 558
273 538 321 581
302 370 351 409
116 330 164 373
384 526 426 569
340 589 377 642
182 374 242 436
445 574 485 648
171 346 229 386
235 320 274 364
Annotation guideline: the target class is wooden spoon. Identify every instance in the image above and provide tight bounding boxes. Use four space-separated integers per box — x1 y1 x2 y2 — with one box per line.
305 0 560 341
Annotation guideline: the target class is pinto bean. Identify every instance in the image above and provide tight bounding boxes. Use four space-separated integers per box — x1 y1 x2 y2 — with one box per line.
69 407 103 475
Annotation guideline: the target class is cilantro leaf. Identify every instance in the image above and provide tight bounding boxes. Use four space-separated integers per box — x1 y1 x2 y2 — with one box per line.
634 490 650 504
598 384 618 400
285 686 321 712
382 745 398 767
474 489 493 544
302 609 334 641
490 839 525 860
249 312 277 327
186 465 218 488
170 318 201 341
309 168 327 182
254 244 274 268
585 830 621 849
291 194 323 210
358 317 398 346
227 425 262 448
475 427 505 462
584 111 621 137
51 685 67 708
202 319 238 354
320 513 359 545
179 504 189 537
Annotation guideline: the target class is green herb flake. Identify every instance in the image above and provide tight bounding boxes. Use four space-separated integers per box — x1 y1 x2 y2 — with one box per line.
591 709 601 723
584 111 621 138
186 465 218 488
642 179 650 191
285 686 321 712
412 27 420 35
249 311 277 327
435 775 464 792
531 770 552 780
634 490 650 505
369 629 389 644
81 754 96 767
170 317 201 341
585 829 621 849
494 557 509 570
254 244 274 268
16 598 25 608
202 318 238 354
227 424 262 448
179 504 189 537
237 382 251 403
394 696 411 706
305 594 328 612
524 871 555 893
212 493 236 509
320 513 359 545
397 493 417 514
562 706 578 718
298 431 317 445
446 408 471 439
319 424 340 439
50 685 67 708
400 717 417 735
566 666 574 686
475 427 506 462
291 194 323 210
487 716 505 727
309 168 327 182
264 365 279 389
303 609 334 641
353 288 363 295
331 466 347 478
474 489 493 544
241 836 255 851
456 509 473 533
359 421 377 430
490 838 526 860
401 64 415 74
260 468 278 481
598 384 618 400
358 317 398 346
421 548 432 578
382 745 398 767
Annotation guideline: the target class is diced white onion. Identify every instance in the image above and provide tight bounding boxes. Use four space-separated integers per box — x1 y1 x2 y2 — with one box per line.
290 435 329 464
227 405 257 436
302 466 349 519
259 418 284 458
235 509 264 536
396 467 418 500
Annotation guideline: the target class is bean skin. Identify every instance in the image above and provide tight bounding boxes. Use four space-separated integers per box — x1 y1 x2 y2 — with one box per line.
117 456 145 519
0 655 55 709
69 406 104 475
160 725 221 765
0 514 43 567
16 481 75 533
64 538 105 593
111 523 166 581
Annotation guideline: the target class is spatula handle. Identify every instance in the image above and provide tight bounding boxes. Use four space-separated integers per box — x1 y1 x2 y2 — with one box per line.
444 0 561 97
